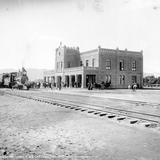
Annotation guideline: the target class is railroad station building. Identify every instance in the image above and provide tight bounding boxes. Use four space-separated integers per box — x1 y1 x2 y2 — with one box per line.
44 44 143 89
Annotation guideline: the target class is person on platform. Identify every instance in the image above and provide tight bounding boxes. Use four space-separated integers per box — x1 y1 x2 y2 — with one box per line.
132 83 137 91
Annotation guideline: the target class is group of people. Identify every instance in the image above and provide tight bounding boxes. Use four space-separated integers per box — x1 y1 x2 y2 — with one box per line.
128 83 138 91
87 82 93 90
42 81 81 90
42 81 138 91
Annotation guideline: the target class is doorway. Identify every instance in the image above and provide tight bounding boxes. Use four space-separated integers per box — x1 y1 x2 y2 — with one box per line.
86 75 96 87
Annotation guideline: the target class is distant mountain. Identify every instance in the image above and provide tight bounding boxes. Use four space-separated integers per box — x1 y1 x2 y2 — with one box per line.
26 68 48 81
0 68 17 73
0 68 49 81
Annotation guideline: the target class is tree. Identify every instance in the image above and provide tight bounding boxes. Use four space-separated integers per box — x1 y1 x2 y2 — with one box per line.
156 76 160 84
143 76 157 86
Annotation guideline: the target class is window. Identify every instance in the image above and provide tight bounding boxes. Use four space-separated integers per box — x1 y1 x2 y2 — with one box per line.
120 60 124 71
92 58 95 67
132 61 136 71
86 60 89 67
106 59 111 70
132 76 137 83
67 62 71 68
120 75 125 85
57 62 59 69
106 75 111 83
80 61 83 66
61 62 63 69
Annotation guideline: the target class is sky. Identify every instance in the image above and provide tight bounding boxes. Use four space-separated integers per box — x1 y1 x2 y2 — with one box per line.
0 0 160 73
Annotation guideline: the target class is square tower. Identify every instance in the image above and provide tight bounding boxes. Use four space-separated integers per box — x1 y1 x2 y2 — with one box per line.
55 45 80 73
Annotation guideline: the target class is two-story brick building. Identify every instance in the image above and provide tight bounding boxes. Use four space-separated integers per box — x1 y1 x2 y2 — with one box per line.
44 44 143 88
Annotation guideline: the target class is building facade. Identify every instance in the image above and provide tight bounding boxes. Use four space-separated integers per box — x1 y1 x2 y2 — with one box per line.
44 45 143 88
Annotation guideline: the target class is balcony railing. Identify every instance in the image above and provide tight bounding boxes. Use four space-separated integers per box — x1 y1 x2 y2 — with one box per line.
64 66 83 72
64 66 99 72
83 66 99 70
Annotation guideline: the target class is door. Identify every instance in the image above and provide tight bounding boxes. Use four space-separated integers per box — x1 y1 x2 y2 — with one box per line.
86 75 96 87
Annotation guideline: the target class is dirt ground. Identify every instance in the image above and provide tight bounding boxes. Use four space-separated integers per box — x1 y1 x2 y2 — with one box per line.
0 91 160 160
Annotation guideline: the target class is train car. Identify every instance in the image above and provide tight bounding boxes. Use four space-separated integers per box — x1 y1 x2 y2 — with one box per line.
0 68 29 89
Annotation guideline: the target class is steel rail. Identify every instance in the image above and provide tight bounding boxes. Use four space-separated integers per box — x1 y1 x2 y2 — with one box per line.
21 92 160 119
32 94 160 123
40 90 160 107
5 90 160 125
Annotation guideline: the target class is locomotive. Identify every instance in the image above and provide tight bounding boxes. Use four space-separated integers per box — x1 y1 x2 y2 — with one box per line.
0 72 17 88
0 67 30 89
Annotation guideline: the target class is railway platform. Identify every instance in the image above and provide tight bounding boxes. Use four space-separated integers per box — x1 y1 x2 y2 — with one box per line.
39 87 160 104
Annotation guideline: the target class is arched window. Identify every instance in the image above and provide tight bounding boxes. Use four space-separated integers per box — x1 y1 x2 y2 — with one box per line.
120 60 124 71
106 75 111 83
120 75 125 85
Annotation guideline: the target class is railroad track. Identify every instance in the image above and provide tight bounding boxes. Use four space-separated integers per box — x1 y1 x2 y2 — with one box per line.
3 90 160 130
40 90 160 107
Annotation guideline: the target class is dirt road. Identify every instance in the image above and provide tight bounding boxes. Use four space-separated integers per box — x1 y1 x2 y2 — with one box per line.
0 92 160 159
